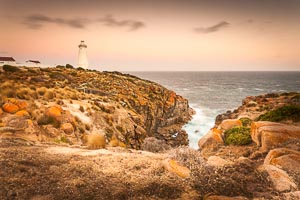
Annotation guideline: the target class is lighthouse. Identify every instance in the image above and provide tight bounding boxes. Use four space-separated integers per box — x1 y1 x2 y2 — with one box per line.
78 40 88 69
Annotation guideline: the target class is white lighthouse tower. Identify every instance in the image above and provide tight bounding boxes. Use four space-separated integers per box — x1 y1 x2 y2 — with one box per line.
78 40 88 69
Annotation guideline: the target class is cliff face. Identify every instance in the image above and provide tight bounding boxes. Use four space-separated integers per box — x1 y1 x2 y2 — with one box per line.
0 66 193 149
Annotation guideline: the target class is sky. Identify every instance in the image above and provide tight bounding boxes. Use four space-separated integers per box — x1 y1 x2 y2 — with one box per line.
1 0 300 71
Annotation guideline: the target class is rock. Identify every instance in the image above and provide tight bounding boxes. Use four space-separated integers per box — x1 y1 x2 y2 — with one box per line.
61 123 74 134
45 106 63 120
198 128 223 157
259 164 297 192
207 156 233 167
264 148 300 175
2 102 19 113
0 108 3 115
251 122 300 151
15 110 30 118
162 158 190 178
205 195 249 200
219 119 242 131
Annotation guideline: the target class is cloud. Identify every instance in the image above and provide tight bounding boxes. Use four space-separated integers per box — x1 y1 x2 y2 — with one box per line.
24 14 145 31
25 14 89 29
194 21 230 34
98 15 145 31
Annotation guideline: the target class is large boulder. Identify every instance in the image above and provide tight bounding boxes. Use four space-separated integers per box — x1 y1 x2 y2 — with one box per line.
219 119 242 131
251 121 300 151
198 128 223 156
264 148 300 175
258 164 297 192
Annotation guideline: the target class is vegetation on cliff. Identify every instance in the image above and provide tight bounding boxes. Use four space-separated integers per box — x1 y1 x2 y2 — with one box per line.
0 65 193 149
257 105 300 122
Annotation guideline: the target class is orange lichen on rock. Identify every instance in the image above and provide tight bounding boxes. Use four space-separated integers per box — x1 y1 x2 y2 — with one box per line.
2 102 20 114
163 158 190 178
165 92 176 107
15 110 30 117
45 106 63 119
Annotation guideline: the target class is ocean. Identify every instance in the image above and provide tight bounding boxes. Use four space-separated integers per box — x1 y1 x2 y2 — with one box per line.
129 72 300 149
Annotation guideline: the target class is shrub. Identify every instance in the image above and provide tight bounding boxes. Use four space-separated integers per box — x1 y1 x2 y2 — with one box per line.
56 65 65 69
79 105 85 112
37 115 61 128
66 64 74 69
77 67 85 71
116 125 124 133
257 105 300 122
141 137 171 153
239 117 252 127
3 65 20 72
224 126 252 145
37 87 47 96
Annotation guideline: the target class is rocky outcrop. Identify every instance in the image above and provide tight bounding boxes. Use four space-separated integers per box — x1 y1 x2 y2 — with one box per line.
264 148 300 175
258 164 297 192
251 121 300 151
215 92 300 125
0 67 193 149
198 92 300 198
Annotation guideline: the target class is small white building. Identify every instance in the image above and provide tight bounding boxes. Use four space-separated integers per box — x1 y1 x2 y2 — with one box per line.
0 57 16 66
78 40 88 69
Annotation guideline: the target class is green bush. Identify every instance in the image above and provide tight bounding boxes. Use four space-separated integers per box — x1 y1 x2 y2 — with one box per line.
56 65 65 69
257 105 300 122
66 64 74 69
239 117 252 127
224 126 252 145
3 65 20 72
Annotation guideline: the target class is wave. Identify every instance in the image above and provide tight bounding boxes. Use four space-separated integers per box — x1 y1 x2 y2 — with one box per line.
183 105 218 149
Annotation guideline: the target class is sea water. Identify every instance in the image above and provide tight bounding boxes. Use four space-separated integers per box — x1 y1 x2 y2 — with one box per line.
129 72 300 149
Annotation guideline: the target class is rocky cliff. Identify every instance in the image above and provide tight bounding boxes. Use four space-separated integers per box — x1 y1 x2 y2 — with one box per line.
198 92 300 199
0 65 193 149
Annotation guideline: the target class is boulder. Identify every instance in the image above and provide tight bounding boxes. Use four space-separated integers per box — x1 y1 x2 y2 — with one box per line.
251 122 300 151
207 156 233 167
45 106 63 120
219 119 242 131
15 110 30 118
2 102 19 114
162 158 190 178
198 128 223 156
264 148 300 175
61 123 74 134
259 164 297 192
